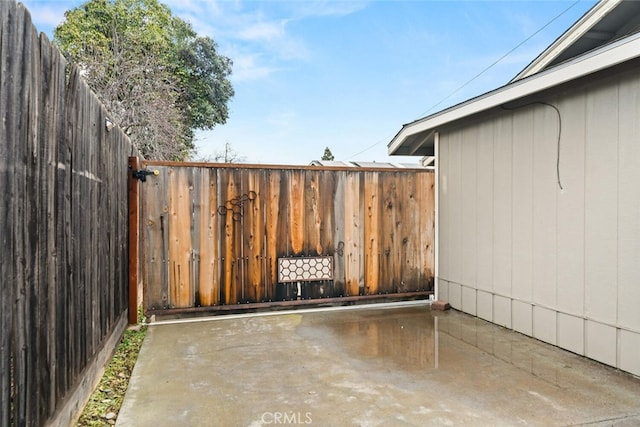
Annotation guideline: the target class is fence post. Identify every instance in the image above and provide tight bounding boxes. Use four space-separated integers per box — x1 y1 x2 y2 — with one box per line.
128 156 140 324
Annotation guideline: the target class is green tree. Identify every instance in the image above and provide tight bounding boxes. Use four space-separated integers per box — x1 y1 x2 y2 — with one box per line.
321 147 335 161
54 0 234 160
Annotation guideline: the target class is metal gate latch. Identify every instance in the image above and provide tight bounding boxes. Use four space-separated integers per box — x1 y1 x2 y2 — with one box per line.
132 169 159 182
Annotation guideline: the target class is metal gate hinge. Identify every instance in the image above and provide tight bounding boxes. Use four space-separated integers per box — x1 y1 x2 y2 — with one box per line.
132 169 159 182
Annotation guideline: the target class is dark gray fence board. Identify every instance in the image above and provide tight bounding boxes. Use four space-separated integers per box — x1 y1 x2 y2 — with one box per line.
0 2 137 425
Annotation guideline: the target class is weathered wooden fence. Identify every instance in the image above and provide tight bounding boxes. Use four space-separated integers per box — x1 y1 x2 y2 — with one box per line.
0 3 135 426
141 162 435 312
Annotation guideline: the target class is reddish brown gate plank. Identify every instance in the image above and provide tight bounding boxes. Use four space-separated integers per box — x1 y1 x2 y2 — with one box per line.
128 157 140 324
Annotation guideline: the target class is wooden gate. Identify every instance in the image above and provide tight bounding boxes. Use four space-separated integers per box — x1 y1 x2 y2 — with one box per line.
135 161 434 314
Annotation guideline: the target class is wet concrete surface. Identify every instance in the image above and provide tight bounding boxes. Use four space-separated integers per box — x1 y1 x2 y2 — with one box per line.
117 302 640 426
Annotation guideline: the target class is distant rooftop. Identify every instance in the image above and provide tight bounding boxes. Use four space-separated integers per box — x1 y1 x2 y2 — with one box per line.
310 157 434 168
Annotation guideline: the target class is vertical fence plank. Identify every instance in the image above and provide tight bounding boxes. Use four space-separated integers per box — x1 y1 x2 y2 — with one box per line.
416 171 435 290
219 170 236 304
13 6 35 424
0 1 13 421
191 168 202 306
168 168 194 308
303 170 320 256
364 172 381 295
379 173 396 293
402 172 420 290
266 170 282 300
38 32 62 418
0 5 19 423
332 172 346 296
344 171 361 296
210 169 221 305
288 170 305 255
232 169 245 303
142 165 169 309
0 0 11 415
244 170 265 302
198 169 215 306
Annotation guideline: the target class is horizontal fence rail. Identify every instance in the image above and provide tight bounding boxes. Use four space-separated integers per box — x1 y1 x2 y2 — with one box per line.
141 162 435 311
0 3 135 425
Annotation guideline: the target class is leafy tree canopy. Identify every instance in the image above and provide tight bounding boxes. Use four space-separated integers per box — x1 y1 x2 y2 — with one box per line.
55 0 234 160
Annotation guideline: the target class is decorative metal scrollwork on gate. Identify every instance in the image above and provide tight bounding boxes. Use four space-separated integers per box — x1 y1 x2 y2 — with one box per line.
218 191 257 221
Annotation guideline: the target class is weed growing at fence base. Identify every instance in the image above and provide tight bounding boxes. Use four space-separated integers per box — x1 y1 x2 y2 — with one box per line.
76 322 147 426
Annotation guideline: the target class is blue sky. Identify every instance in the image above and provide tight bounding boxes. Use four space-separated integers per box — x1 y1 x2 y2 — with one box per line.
22 0 597 165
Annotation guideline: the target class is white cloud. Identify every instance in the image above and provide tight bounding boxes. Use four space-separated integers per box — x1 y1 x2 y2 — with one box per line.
164 1 314 79
229 53 280 81
238 20 287 41
288 1 369 19
20 1 71 33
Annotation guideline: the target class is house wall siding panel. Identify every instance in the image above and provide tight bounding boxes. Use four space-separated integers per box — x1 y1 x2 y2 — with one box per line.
586 320 617 366
617 77 640 332
493 295 511 329
435 68 640 376
532 104 558 309
461 128 478 288
448 131 463 285
462 286 477 316
533 305 557 345
492 115 513 297
557 313 584 355
619 330 640 376
511 110 534 302
476 122 494 292
512 300 533 336
584 82 619 325
449 281 462 310
477 290 493 322
556 96 586 317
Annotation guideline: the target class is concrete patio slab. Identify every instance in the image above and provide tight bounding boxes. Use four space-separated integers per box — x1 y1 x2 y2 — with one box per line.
117 302 640 426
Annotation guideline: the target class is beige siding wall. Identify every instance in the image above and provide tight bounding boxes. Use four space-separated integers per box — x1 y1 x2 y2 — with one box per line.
437 69 640 376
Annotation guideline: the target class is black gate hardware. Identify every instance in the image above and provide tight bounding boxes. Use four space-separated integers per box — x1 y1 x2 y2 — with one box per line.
132 169 159 182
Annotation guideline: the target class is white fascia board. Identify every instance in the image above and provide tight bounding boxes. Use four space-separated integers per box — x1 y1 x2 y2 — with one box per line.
388 32 640 156
512 0 621 81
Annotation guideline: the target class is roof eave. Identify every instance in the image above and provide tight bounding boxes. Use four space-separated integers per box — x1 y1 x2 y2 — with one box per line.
388 32 640 156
